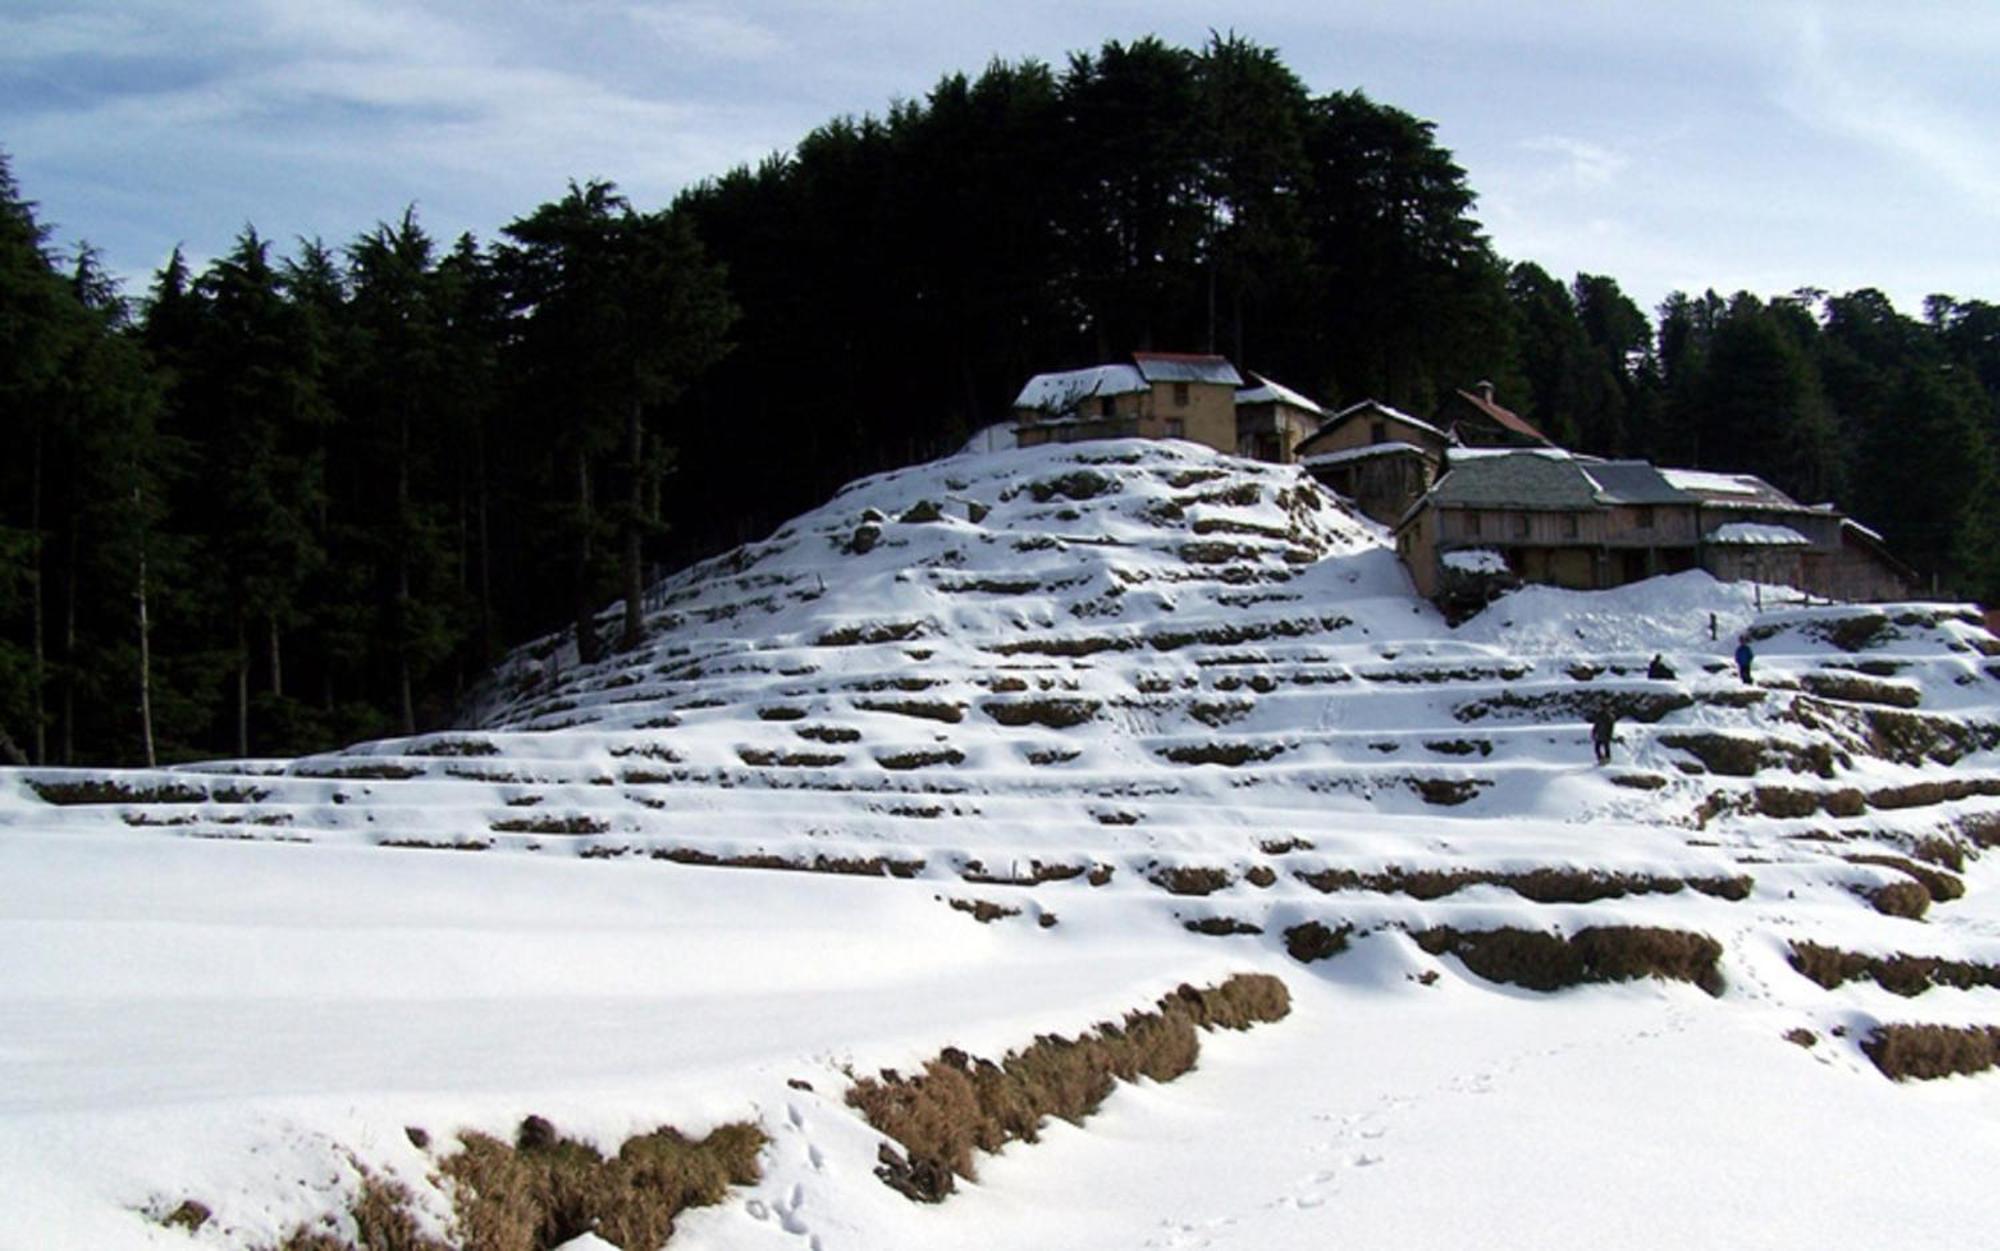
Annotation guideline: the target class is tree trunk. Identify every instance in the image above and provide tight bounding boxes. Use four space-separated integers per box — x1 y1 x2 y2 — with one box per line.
574 448 600 665
269 612 283 698
621 397 644 651
28 418 44 765
235 614 249 758
61 517 76 765
397 400 415 735
137 499 156 769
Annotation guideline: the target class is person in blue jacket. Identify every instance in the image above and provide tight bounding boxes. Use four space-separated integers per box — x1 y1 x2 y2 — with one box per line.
1734 636 1755 684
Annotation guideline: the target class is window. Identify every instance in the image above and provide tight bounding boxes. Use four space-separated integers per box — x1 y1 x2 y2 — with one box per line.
1098 396 1115 418
1512 512 1530 539
1465 511 1482 537
1166 418 1186 438
1636 506 1655 529
1562 513 1579 539
1173 381 1190 407
1371 420 1387 444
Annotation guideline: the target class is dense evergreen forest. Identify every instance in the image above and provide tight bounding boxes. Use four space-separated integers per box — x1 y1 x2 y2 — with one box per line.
6 34 2000 767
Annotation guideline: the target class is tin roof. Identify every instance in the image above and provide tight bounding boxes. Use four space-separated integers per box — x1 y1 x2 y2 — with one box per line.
1452 387 1555 446
1578 460 1695 506
1236 372 1325 415
1013 363 1149 411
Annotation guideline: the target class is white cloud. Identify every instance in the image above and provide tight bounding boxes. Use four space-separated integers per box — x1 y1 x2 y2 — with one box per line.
1518 136 1629 191
623 2 786 61
1778 7 2000 210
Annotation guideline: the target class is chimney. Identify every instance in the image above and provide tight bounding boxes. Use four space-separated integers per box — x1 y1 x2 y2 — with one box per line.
1476 379 1496 404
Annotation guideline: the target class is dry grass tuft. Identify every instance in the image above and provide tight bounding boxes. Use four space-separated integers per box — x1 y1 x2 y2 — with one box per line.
161 1199 211 1232
947 897 1021 924
656 848 925 879
1149 865 1234 896
1415 926 1724 995
1784 1027 1818 1048
1185 916 1263 936
1296 866 1750 905
1861 1024 2000 1081
1858 879 1932 919
849 974 1289 1202
981 698 1100 729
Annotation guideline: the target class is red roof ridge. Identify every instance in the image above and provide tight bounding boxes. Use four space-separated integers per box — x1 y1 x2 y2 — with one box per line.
1455 386 1554 446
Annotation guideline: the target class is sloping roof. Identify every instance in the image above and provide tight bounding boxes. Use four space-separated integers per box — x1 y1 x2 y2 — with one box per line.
1132 351 1244 387
1659 468 1804 511
1428 450 1600 510
1578 461 1695 506
1297 399 1452 461
1013 363 1149 411
1302 441 1432 469
1236 372 1325 415
1452 388 1555 446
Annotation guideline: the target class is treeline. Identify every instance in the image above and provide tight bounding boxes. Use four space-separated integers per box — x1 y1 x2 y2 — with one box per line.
3 33 1998 766
2 168 732 766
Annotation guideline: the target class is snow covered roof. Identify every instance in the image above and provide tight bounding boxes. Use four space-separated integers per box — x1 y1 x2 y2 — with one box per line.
1327 400 1450 441
1236 373 1325 415
1131 351 1244 387
1706 522 1811 546
1302 442 1431 468
1013 363 1149 411
1660 468 1805 511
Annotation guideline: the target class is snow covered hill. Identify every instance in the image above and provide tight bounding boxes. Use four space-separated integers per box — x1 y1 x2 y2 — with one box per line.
5 439 2000 1250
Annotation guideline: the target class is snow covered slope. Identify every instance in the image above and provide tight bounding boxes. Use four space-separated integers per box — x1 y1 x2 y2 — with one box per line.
5 439 2000 1250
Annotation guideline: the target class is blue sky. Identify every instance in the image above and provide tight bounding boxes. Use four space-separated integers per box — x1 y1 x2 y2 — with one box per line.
5 0 1997 316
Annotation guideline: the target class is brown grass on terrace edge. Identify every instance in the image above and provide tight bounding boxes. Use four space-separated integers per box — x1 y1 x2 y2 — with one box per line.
262 1116 767 1251
1414 926 1725 996
848 974 1291 1203
1788 941 2000 996
1297 866 1752 905
1862 1024 2000 1081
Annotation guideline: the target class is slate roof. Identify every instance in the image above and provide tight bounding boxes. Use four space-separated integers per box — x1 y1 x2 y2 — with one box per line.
1427 451 1600 510
1578 460 1695 506
1659 468 1807 511
1132 351 1244 387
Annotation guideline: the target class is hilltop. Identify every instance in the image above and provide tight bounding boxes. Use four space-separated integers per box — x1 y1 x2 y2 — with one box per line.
4 440 1999 1249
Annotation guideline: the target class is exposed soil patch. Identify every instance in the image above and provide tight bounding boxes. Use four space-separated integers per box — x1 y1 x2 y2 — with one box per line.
816 621 926 647
1409 777 1489 806
1870 777 2000 810
948 897 1021 924
1844 853 1964 903
407 738 501 757
849 974 1290 1203
1453 689 1694 725
1856 879 1932 919
793 724 861 743
1658 732 1837 778
737 748 848 768
1798 671 1921 709
28 777 255 805
1146 615 1349 652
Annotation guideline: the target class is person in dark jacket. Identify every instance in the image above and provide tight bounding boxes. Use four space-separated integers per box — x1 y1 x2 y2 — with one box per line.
1647 653 1676 680
1735 637 1755 684
1591 710 1616 764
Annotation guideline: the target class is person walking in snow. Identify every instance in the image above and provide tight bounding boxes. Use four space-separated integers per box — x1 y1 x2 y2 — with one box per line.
1591 710 1616 765
1647 653 1675 681
1735 636 1755 684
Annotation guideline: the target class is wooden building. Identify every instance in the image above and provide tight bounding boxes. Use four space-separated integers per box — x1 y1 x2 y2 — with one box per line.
1297 400 1453 525
1396 451 1914 605
1436 382 1557 449
1013 352 1244 454
1234 373 1325 463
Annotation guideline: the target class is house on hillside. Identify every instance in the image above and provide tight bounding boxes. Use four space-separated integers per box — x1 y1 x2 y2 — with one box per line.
1395 449 1914 608
1437 381 1556 449
1013 352 1244 454
1296 399 1454 525
1233 374 1326 463
1661 469 1915 602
